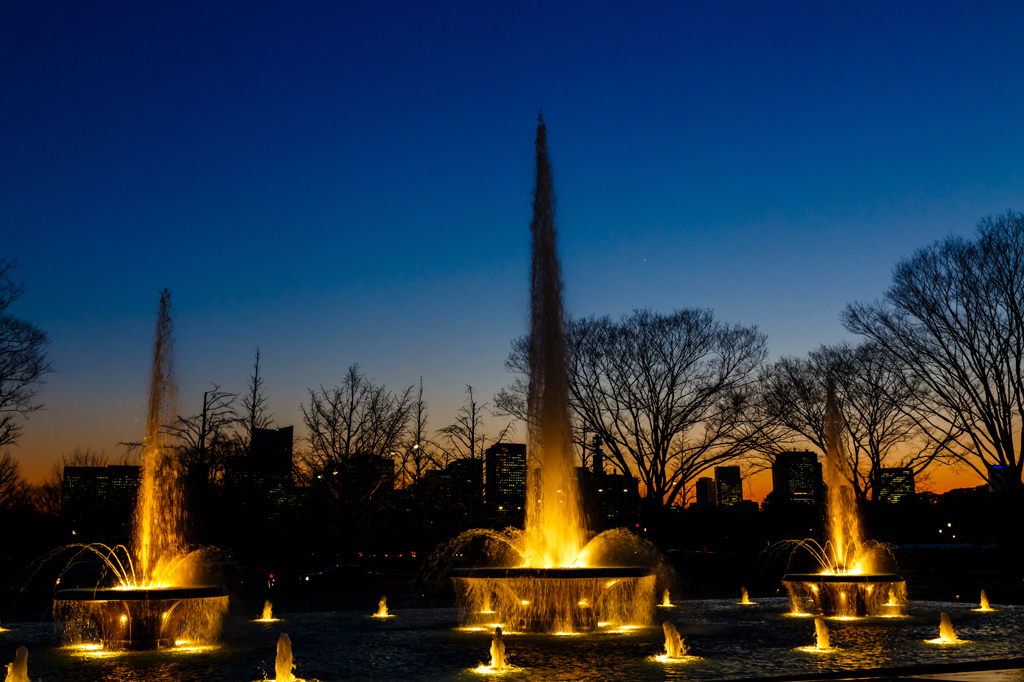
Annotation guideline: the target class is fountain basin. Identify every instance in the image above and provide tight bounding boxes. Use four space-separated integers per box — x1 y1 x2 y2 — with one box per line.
55 586 227 651
451 567 656 632
782 574 904 617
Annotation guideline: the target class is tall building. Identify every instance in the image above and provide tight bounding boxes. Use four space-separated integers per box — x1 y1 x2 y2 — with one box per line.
61 465 141 541
694 476 717 506
771 451 825 504
448 457 483 512
715 466 743 506
226 426 294 503
875 467 915 503
485 443 526 523
594 472 641 529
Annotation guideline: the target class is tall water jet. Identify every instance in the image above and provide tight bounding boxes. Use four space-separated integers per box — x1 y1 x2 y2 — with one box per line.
276 633 296 682
662 622 687 659
489 626 506 671
814 618 830 650
54 290 228 649
4 647 28 682
782 384 903 616
448 116 657 632
522 113 584 569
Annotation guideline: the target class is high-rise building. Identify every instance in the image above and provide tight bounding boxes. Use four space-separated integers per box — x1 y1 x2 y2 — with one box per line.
875 467 915 503
715 466 743 506
771 451 824 505
594 472 641 529
61 465 141 541
695 477 717 506
485 443 526 523
448 457 483 512
226 426 294 503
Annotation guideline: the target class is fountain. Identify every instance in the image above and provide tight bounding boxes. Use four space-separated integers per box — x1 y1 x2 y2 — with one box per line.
374 596 389 618
976 589 996 612
54 291 228 650
275 633 296 682
489 626 506 671
739 587 755 605
257 600 277 622
814 618 830 649
661 589 672 607
448 115 658 632
782 385 904 617
926 612 966 644
4 647 28 682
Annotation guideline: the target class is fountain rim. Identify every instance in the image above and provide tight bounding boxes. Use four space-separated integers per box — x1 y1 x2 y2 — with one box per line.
781 573 904 584
449 566 654 579
54 585 228 601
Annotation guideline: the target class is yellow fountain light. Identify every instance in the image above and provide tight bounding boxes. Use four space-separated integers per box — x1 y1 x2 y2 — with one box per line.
796 645 836 654
520 600 530 606
652 654 701 664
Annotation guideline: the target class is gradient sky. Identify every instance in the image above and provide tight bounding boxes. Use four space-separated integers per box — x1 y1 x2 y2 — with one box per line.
3 1 1022 497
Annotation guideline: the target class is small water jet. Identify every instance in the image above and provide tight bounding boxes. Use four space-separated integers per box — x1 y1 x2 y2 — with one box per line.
814 618 830 649
4 646 28 682
925 612 968 645
490 626 506 671
661 589 672 607
782 386 904 617
53 291 227 650
275 633 296 682
975 589 996 612
663 622 687 658
374 596 389 618
738 587 755 605
256 600 278 622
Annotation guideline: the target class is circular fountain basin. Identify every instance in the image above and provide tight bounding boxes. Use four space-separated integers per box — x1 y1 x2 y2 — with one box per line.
449 567 653 579
54 585 227 650
781 573 903 583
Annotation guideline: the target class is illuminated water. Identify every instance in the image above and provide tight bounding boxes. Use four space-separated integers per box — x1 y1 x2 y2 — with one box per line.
4 599 1021 680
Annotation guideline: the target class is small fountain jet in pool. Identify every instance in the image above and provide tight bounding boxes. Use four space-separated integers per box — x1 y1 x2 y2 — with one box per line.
814 618 831 650
53 291 228 649
374 596 389 617
257 600 277 622
781 384 904 617
661 589 672 607
275 633 296 682
446 114 661 634
4 647 28 682
927 612 966 644
661 622 687 659
489 626 506 671
739 587 755 605
975 589 996 612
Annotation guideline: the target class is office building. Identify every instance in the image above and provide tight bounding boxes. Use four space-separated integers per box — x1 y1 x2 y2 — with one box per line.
715 466 743 507
771 451 825 504
695 477 717 506
485 443 526 522
875 467 915 503
61 465 141 541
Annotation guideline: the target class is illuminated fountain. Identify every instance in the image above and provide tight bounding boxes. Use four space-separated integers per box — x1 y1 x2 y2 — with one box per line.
661 589 672 608
926 612 967 644
274 633 298 682
738 587 755 605
448 116 658 632
54 291 228 650
256 600 278 622
798 618 833 653
374 596 390 618
4 647 28 682
975 589 996 612
781 386 904 617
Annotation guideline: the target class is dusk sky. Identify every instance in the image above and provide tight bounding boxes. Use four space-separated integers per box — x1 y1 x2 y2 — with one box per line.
3 1 1022 497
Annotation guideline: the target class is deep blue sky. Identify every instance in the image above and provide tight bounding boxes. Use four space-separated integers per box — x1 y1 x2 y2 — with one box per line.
3 1 1022 488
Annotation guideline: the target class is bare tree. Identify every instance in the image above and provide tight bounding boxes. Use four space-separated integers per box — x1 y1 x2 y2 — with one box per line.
165 384 239 482
0 259 52 448
0 451 26 508
297 364 413 535
240 347 274 452
497 308 768 509
759 342 936 500
397 377 439 490
844 211 1024 495
438 385 489 464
